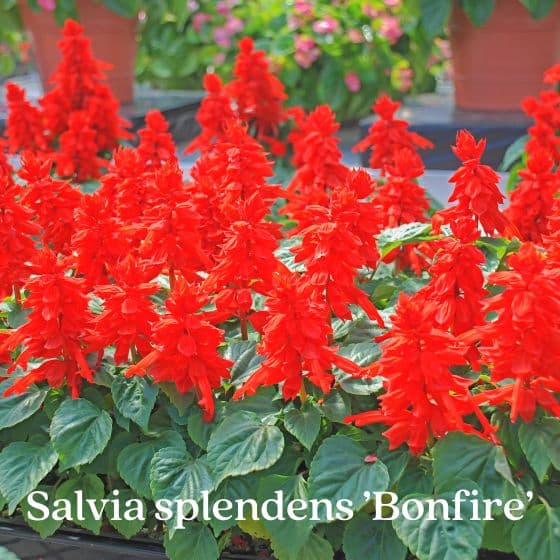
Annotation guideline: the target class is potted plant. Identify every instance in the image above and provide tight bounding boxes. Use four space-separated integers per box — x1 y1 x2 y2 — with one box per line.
419 0 560 110
17 0 138 103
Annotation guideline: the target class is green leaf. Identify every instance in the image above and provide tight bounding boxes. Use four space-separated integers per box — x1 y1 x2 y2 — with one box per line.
319 390 351 422
21 485 63 538
378 222 435 257
150 447 214 534
159 383 194 416
258 475 313 556
111 375 158 430
272 531 333 560
0 379 47 430
207 474 259 533
284 403 321 450
105 489 145 539
308 435 390 522
223 341 263 386
343 513 407 560
518 0 556 19
224 386 282 417
101 0 138 18
117 431 185 499
206 411 284 485
433 433 514 501
50 398 112 469
461 0 496 26
500 134 528 170
0 441 57 514
512 504 560 560
54 475 105 534
187 405 225 451
482 515 514 553
518 417 560 482
392 481 484 560
420 0 453 37
164 523 219 560
336 343 383 395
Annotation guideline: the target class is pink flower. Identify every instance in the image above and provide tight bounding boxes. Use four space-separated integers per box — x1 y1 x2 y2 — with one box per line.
213 27 231 48
294 0 313 16
396 67 414 92
187 0 199 11
225 16 244 34
38 0 56 11
363 4 380 18
312 17 339 34
384 0 401 8
214 52 226 65
379 15 402 44
294 36 321 68
193 13 211 32
344 72 361 93
347 28 364 44
216 1 230 15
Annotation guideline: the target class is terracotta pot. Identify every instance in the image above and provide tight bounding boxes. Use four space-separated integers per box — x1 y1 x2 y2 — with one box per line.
18 0 137 104
449 0 560 111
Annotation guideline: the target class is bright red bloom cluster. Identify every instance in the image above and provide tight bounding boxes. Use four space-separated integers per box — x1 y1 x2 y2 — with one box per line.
353 95 433 173
187 38 287 156
234 271 362 401
2 24 560 449
5 19 130 181
346 294 496 455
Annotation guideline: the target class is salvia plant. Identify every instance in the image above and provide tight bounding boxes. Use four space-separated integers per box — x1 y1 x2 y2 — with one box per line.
0 19 560 560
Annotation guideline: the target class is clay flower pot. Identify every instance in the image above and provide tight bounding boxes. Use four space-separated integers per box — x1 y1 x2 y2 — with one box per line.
449 0 560 111
18 0 137 104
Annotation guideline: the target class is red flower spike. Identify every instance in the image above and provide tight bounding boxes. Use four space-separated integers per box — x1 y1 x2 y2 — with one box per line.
0 174 41 299
88 258 160 364
204 193 284 322
19 153 82 254
138 161 211 282
292 170 385 325
282 105 349 227
5 83 48 154
226 37 287 152
185 73 236 154
467 243 560 423
544 63 560 84
505 150 560 243
126 280 232 421
346 293 498 455
1 249 94 398
234 271 362 401
137 110 178 170
373 148 431 274
433 130 512 237
70 192 132 288
522 91 560 163
353 94 433 173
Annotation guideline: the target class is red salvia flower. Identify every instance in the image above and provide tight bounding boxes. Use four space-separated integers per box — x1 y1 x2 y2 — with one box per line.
234 271 362 401
0 139 13 181
55 111 106 181
282 105 349 227
374 148 431 274
0 174 40 299
353 94 433 173
5 83 48 153
137 109 178 169
185 73 236 154
505 149 560 243
292 170 384 324
126 280 232 421
19 153 82 254
138 161 211 285
1 249 94 398
544 63 560 84
433 130 511 237
89 257 160 364
226 37 287 155
467 243 560 423
346 293 497 455
70 192 132 288
204 193 284 324
522 90 560 163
